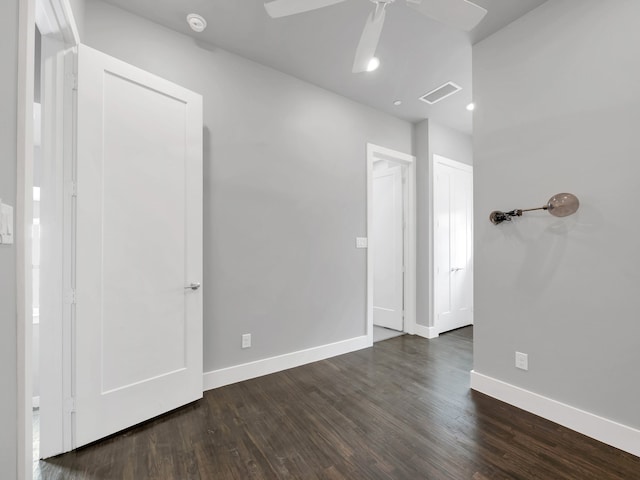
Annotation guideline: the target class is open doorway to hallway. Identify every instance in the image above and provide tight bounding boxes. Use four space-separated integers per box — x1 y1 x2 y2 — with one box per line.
366 143 417 344
372 160 407 342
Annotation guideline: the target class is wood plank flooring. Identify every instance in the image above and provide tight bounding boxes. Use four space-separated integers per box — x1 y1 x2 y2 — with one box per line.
36 328 640 479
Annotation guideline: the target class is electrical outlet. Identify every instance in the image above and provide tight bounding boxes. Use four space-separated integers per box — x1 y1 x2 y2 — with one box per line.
356 237 368 249
515 351 528 371
241 333 251 349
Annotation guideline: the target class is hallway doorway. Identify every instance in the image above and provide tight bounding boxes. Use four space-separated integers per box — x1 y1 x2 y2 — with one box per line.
366 143 416 344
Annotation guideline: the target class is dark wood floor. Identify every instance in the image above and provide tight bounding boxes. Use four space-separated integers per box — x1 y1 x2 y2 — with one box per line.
36 327 640 479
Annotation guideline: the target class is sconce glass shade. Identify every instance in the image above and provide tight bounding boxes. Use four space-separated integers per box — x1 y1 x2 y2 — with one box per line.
546 193 579 217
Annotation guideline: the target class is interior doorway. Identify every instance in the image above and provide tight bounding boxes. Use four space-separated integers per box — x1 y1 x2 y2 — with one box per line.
366 144 416 344
26 0 204 466
35 41 204 457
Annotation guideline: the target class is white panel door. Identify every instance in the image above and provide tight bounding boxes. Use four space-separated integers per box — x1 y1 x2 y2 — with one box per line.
74 45 203 448
373 165 404 331
434 156 473 334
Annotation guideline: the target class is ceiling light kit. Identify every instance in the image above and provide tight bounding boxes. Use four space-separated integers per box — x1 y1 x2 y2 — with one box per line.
186 13 207 33
264 0 487 73
489 193 580 225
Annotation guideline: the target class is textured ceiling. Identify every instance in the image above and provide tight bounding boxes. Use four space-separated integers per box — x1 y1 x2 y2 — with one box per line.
98 0 547 133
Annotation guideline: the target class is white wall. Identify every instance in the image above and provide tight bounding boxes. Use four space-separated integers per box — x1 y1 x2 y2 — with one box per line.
429 121 473 167
67 0 85 40
0 0 19 477
83 0 413 374
414 119 472 328
474 0 640 431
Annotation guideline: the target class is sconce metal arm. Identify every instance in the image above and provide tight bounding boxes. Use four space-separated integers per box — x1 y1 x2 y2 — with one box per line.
490 206 547 224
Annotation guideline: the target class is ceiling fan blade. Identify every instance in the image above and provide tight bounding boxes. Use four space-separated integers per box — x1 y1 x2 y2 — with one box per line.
352 6 387 73
264 0 348 18
405 0 487 31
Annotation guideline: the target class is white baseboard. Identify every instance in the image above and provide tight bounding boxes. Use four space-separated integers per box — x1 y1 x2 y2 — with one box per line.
414 324 439 339
203 335 371 391
470 371 640 458
32 396 40 409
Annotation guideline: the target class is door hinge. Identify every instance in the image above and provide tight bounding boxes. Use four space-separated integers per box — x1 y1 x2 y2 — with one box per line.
65 289 76 304
68 73 78 91
64 397 76 414
69 181 77 197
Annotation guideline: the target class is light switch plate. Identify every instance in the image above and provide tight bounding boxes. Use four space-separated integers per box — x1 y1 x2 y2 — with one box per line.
0 200 14 245
356 237 368 249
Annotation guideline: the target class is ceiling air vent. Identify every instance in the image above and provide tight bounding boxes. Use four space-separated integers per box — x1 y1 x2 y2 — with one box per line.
419 82 462 105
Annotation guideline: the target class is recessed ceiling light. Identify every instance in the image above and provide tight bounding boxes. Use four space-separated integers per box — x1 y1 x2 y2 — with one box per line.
466 102 476 111
187 13 207 33
366 57 380 72
393 100 402 106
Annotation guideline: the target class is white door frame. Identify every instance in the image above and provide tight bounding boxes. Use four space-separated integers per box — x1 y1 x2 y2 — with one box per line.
17 0 79 477
432 154 474 335
366 143 417 344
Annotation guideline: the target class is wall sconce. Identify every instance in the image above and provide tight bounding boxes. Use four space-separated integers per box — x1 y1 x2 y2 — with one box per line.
490 193 579 225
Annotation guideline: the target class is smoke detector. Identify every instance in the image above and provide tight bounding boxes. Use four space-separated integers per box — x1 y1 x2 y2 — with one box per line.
187 14 207 33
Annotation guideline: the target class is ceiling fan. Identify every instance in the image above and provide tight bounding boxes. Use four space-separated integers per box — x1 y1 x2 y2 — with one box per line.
264 0 488 73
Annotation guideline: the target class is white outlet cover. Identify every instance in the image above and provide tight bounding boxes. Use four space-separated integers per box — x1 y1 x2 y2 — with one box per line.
515 352 528 371
241 333 251 349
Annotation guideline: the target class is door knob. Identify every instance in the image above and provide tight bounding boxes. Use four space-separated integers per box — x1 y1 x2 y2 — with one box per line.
450 268 463 272
185 282 201 290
